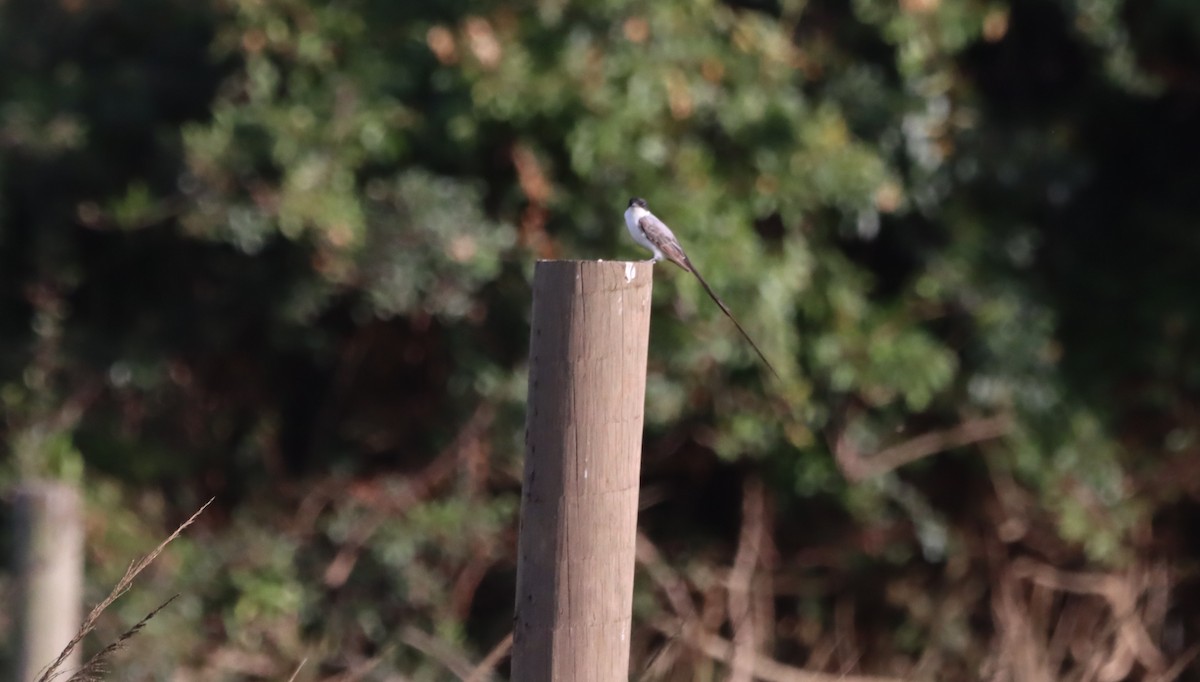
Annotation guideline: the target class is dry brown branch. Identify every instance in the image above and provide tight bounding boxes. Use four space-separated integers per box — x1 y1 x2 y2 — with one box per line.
37 498 213 682
316 646 395 682
635 531 705 678
635 532 700 623
987 556 1197 682
1148 643 1200 682
834 414 1013 481
1143 563 1172 640
47 381 104 434
464 631 512 682
1096 635 1137 682
450 552 497 621
755 498 779 658
1044 595 1084 676
639 639 683 681
729 477 765 682
990 571 1056 682
1011 558 1168 673
286 658 308 682
399 626 476 680
208 647 284 677
650 619 907 682
291 478 343 537
459 404 494 498
833 597 862 677
322 514 386 588
699 570 729 637
512 143 553 254
805 635 838 674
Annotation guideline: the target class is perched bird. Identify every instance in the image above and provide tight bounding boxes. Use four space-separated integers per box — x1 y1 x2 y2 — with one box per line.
624 197 778 379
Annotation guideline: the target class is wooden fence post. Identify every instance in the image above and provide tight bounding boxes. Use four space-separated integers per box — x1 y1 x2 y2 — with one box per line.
512 260 653 681
14 480 84 681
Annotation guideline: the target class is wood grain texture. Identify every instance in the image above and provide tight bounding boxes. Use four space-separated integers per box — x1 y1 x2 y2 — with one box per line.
512 260 653 682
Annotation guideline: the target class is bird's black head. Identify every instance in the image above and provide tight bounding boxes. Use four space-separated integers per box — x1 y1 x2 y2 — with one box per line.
628 197 647 209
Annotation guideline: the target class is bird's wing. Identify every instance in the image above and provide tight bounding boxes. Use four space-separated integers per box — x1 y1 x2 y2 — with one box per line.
638 214 689 269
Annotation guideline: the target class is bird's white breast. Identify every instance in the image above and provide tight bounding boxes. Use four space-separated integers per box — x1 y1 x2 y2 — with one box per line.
624 205 659 257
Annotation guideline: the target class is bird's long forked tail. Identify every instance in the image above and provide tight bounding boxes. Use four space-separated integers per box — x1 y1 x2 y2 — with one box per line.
678 258 780 380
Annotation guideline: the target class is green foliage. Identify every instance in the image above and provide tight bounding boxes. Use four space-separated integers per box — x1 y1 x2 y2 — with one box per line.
3 0 1200 677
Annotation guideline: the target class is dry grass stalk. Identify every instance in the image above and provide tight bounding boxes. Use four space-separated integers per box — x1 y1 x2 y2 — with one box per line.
35 498 214 682
65 595 179 682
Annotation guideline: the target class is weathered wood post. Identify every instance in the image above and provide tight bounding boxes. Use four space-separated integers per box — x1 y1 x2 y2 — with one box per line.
13 480 84 681
512 260 653 681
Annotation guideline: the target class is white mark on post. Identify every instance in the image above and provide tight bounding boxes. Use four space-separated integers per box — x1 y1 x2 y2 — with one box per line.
624 262 636 282
584 468 588 479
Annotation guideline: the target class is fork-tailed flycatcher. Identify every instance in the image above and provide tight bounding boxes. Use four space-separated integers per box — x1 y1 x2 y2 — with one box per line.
624 197 779 379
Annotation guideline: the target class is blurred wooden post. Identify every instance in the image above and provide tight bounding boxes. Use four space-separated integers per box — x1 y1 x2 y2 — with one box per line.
14 480 84 681
512 260 653 681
